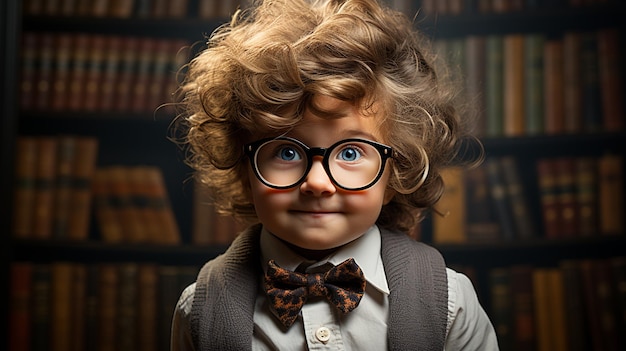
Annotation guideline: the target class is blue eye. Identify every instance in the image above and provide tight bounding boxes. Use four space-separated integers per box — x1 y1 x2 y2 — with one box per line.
338 147 361 161
277 146 301 161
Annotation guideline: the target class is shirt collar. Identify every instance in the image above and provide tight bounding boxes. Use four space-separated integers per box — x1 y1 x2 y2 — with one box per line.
260 225 390 295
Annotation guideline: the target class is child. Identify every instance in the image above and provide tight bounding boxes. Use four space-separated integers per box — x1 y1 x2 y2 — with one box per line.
171 0 498 350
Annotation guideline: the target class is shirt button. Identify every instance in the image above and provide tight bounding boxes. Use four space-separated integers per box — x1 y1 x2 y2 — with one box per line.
315 326 331 343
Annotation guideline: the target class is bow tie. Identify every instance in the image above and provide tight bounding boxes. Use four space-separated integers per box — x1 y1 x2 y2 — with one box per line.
263 258 366 328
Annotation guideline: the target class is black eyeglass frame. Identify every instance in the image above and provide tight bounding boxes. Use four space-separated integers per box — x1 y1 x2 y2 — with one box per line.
244 136 394 191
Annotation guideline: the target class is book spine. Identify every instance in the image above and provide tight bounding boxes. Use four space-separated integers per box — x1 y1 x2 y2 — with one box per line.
543 39 565 135
485 35 504 137
9 263 32 351
432 167 467 244
524 34 545 135
12 137 39 238
503 34 525 136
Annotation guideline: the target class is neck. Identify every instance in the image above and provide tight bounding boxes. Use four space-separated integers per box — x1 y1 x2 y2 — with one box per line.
274 235 341 261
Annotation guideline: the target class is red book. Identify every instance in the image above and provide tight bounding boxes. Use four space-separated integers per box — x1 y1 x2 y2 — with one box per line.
12 137 39 238
9 263 32 351
597 28 624 132
19 32 38 110
544 39 565 135
34 33 55 111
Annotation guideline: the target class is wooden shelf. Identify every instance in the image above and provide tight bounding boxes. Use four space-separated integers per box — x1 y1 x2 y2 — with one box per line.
10 239 228 266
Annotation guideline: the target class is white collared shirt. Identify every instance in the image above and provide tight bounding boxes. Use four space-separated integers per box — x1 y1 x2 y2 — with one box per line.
253 226 390 350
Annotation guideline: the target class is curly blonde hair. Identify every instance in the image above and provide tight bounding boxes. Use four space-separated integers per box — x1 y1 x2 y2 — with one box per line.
175 0 475 233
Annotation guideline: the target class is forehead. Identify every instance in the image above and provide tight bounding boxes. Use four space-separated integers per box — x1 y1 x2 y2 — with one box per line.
286 96 388 145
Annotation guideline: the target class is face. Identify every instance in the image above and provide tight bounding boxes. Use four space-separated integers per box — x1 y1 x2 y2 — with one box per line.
248 96 395 254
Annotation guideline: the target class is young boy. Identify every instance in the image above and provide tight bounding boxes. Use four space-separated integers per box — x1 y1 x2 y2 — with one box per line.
171 0 498 350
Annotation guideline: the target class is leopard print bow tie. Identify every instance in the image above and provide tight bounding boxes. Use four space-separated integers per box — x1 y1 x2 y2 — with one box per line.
263 258 366 328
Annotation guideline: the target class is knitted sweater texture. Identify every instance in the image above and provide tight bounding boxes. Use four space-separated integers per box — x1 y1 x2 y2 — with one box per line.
190 224 448 350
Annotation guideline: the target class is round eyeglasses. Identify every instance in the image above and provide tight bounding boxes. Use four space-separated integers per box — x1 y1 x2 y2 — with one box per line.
244 137 393 191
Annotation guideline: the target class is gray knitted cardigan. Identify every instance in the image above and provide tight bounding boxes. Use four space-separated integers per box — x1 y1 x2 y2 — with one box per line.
190 224 448 350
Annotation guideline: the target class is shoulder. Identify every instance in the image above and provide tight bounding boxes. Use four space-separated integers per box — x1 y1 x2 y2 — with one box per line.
445 268 499 349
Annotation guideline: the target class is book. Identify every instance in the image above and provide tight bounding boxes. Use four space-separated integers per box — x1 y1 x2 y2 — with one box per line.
108 166 147 243
117 263 138 351
559 260 589 351
543 39 565 135
93 168 124 243
9 263 32 351
138 264 158 351
533 268 568 351
503 34 525 136
580 32 603 132
464 35 487 136
575 157 598 237
31 265 52 351
132 38 155 113
34 33 54 110
67 34 90 111
524 34 545 135
51 33 73 111
52 136 76 239
51 262 74 351
99 36 122 111
536 158 562 238
71 264 87 351
485 158 516 240
598 154 624 235
33 137 58 239
67 137 99 240
12 137 39 238
464 164 501 242
98 264 119 351
510 265 535 350
580 259 621 350
432 167 466 244
19 32 38 110
563 32 583 133
142 166 181 245
554 158 578 237
500 156 535 239
485 35 504 137
490 268 513 350
597 28 624 132
83 35 107 111
115 37 139 112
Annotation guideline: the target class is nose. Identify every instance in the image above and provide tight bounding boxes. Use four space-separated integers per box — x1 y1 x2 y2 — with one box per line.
300 157 336 196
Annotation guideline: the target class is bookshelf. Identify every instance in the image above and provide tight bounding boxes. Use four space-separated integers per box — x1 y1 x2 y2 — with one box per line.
2 0 625 350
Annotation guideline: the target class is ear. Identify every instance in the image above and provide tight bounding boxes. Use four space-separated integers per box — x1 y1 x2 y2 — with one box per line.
383 187 396 205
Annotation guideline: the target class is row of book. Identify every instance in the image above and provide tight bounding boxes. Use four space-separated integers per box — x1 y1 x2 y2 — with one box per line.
436 28 623 137
432 154 624 244
420 0 619 15
23 0 249 19
93 166 181 245
8 261 197 351
11 136 181 245
20 32 189 114
487 257 626 351
13 136 99 241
